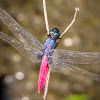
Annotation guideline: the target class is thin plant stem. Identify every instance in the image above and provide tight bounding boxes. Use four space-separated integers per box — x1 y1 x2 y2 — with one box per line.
43 0 49 35
57 7 80 43
43 68 51 100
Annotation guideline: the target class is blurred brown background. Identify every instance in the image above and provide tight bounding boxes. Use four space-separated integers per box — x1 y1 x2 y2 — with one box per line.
0 0 100 100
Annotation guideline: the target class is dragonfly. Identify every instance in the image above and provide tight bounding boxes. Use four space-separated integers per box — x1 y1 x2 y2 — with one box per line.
0 0 100 100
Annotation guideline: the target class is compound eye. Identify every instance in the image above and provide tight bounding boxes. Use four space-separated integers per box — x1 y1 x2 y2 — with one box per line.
54 28 59 32
49 29 54 34
54 33 57 36
50 31 54 34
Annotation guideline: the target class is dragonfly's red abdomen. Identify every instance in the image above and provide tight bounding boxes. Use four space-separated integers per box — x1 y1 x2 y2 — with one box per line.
38 55 49 93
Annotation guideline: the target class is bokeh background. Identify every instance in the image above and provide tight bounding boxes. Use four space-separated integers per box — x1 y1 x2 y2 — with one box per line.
0 0 100 100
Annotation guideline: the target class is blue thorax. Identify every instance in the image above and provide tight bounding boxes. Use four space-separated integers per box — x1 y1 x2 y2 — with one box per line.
43 36 57 49
38 28 60 59
43 36 57 56
42 28 60 56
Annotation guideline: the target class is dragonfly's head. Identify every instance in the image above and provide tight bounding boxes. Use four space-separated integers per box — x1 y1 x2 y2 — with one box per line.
49 28 60 38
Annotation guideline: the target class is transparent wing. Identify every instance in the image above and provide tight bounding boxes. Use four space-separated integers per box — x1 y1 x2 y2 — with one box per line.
50 58 100 81
0 8 43 50
53 49 100 64
0 32 41 63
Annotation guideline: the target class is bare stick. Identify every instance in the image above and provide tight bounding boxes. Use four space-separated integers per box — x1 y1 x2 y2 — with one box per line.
43 0 50 35
57 7 80 43
43 68 51 100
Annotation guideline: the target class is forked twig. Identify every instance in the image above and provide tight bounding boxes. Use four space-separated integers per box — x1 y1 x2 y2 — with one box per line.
43 68 51 100
57 7 80 43
43 0 50 35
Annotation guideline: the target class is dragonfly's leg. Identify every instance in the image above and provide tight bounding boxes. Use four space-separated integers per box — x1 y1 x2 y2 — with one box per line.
48 57 52 64
48 57 52 65
37 51 44 59
48 49 55 64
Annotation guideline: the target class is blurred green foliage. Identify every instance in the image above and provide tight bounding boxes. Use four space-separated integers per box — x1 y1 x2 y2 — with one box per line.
62 94 90 100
